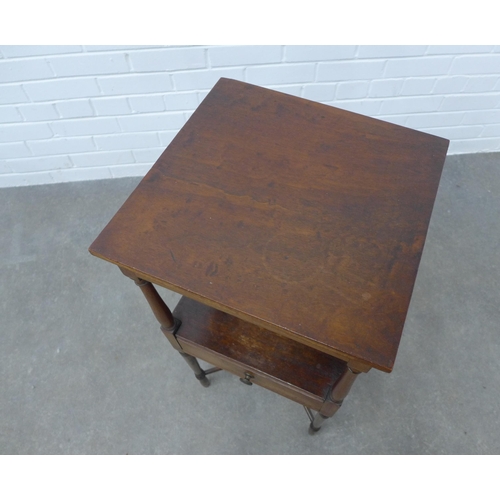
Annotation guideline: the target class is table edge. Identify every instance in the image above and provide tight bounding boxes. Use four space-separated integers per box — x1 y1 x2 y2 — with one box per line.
89 244 378 373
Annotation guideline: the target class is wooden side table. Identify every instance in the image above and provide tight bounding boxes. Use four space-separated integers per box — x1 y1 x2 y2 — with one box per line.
89 78 449 433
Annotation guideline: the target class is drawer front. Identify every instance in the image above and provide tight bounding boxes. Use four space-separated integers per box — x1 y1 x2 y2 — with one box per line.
178 337 325 411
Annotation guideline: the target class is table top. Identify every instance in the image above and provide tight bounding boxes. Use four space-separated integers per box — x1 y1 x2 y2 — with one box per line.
89 78 449 373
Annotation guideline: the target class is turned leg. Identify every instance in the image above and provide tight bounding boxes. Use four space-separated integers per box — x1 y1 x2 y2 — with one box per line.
309 412 328 432
119 267 211 387
179 353 211 387
308 363 361 434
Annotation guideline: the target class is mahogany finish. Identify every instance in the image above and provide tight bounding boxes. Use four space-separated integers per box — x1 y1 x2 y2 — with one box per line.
173 296 347 410
89 78 449 431
90 78 448 373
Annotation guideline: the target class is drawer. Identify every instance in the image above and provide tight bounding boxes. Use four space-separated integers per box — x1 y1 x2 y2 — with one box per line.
173 297 347 411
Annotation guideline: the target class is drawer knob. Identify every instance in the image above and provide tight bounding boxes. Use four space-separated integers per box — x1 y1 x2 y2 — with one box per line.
240 372 254 385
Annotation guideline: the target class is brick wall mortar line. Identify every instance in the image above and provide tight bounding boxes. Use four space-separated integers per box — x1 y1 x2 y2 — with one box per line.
94 77 103 96
1 46 499 186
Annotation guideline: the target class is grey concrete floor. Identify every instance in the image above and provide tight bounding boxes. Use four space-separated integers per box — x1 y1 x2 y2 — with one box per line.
1 152 499 455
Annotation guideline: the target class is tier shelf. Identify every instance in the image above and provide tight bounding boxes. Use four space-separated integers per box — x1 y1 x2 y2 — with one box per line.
173 296 347 410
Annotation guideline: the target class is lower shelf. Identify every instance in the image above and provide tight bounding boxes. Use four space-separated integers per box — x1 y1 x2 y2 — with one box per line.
173 296 346 411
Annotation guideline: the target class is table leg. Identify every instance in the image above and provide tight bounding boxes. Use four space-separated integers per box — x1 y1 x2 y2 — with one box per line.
119 268 211 387
309 364 360 434
179 352 211 387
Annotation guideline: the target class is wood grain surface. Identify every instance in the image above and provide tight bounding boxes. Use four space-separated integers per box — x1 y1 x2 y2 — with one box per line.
174 295 347 401
89 78 449 372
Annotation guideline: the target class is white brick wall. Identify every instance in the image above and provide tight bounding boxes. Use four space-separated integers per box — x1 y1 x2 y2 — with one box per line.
1 45 499 188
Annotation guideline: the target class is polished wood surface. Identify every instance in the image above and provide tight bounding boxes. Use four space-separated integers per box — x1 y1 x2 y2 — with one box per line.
173 296 347 410
89 77 449 372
